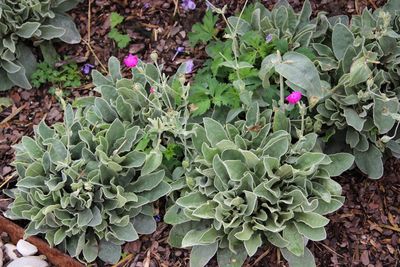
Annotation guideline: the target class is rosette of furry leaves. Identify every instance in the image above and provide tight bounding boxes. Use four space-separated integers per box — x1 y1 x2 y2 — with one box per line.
165 105 354 267
84 56 190 135
82 56 193 188
312 0 400 178
5 104 171 263
0 0 81 91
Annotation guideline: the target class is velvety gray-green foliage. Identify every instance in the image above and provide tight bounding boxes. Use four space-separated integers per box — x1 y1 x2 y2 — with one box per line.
5 58 176 264
165 106 354 267
312 0 400 178
0 0 81 91
198 0 400 179
6 107 170 263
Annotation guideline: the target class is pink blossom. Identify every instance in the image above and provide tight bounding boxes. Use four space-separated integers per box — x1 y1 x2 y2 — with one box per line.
286 91 302 104
150 87 155 94
124 54 139 68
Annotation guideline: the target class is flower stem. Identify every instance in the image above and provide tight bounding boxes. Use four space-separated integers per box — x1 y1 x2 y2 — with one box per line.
280 74 285 112
298 102 305 137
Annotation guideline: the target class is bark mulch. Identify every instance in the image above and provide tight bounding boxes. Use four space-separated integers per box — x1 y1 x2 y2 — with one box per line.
0 0 398 266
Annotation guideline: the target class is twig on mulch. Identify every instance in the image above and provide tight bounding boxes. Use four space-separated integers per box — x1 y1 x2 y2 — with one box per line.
0 172 17 189
250 247 271 266
316 242 344 259
368 0 378 9
83 0 108 73
172 0 179 16
112 254 134 267
379 224 400 233
0 104 26 125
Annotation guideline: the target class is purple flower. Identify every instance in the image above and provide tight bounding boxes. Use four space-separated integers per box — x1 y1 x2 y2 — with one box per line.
172 46 185 60
143 3 150 9
81 63 94 75
182 0 196 11
266 34 273 43
154 214 161 222
184 59 194 74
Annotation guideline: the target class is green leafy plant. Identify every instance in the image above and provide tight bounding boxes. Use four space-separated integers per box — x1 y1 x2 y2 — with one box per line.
188 75 240 116
188 1 319 116
108 12 131 49
0 0 82 91
5 56 193 263
188 9 219 47
6 106 170 263
312 0 400 178
165 106 354 267
31 61 82 95
189 0 400 179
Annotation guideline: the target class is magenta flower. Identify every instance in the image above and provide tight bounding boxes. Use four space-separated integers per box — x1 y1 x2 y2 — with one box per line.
124 54 139 68
150 87 155 94
286 91 302 104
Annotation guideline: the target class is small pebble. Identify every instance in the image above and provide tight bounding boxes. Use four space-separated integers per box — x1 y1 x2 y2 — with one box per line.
174 250 182 257
4 244 18 260
7 256 48 267
16 240 38 256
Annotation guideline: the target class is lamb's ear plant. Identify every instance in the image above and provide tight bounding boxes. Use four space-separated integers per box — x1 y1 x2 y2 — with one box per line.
5 105 170 263
85 56 194 177
5 56 194 263
0 0 82 91
165 105 354 267
313 0 400 179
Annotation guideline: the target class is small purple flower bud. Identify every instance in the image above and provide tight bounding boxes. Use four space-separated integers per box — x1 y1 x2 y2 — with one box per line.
184 59 194 74
143 3 150 9
182 0 196 11
266 34 273 43
154 214 161 222
172 47 185 60
81 63 94 75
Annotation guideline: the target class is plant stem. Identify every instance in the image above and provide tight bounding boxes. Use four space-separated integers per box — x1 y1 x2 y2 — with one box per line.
298 102 305 137
280 74 285 112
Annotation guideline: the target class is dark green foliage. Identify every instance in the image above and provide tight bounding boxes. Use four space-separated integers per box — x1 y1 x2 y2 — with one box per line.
31 61 82 90
187 1 318 116
188 10 219 47
108 12 131 48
